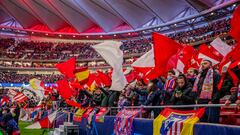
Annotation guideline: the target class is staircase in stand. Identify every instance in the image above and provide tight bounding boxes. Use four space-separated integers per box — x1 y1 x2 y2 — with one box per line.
49 122 79 135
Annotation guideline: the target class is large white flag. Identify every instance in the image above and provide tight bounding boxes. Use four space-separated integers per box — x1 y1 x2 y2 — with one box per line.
132 48 155 67
92 41 127 91
210 37 231 56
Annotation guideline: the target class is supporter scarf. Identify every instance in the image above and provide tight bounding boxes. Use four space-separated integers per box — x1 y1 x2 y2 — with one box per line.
163 78 176 92
192 68 214 99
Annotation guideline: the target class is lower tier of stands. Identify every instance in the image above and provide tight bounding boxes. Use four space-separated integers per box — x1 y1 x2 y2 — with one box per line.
63 116 240 135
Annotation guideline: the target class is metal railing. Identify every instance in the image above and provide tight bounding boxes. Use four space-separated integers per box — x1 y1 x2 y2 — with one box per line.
108 104 239 118
109 104 237 109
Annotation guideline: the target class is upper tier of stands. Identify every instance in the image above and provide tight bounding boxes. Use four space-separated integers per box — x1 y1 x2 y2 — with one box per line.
0 18 232 62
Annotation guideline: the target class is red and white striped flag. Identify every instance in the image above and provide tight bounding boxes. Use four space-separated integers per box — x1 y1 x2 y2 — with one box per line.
25 111 57 129
0 96 9 106
13 92 28 103
8 89 18 97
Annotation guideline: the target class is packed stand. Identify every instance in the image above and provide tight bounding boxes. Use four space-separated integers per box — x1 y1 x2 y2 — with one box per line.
0 72 64 83
0 18 231 61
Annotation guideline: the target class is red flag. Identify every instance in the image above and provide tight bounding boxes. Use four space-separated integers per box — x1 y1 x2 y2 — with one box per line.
146 33 183 79
219 43 240 73
56 80 74 99
124 69 137 83
70 79 83 90
65 99 81 108
55 58 76 78
96 71 111 86
198 44 222 63
229 6 240 41
166 45 196 73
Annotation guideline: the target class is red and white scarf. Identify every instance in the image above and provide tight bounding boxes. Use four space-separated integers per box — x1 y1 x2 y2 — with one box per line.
192 68 214 99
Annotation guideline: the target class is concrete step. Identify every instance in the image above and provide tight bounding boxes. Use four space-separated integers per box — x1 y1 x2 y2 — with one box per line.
53 128 64 135
64 122 73 126
48 131 53 135
59 125 64 130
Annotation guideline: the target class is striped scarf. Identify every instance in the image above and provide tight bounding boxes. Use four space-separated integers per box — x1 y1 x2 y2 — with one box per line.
192 68 214 99
164 78 176 92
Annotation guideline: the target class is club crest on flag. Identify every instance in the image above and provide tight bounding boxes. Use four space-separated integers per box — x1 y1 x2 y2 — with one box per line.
160 113 191 135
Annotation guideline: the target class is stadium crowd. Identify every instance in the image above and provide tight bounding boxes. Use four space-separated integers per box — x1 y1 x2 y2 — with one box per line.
0 18 231 62
0 72 64 83
0 16 239 134
1 59 239 126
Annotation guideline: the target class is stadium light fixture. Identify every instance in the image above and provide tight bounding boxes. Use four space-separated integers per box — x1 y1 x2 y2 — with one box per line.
114 34 116 37
73 35 76 38
100 35 103 38
86 36 89 38
59 34 62 37
45 33 48 36
31 32 34 34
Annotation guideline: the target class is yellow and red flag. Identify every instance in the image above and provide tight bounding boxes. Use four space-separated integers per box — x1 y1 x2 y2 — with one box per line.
74 67 90 84
153 108 205 135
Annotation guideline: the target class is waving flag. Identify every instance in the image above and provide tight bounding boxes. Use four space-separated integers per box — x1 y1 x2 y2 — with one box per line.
29 78 44 90
132 48 155 72
145 33 183 80
55 57 76 78
124 67 138 83
26 111 57 129
74 67 90 84
56 79 74 99
95 71 111 87
210 37 231 57
0 96 9 107
229 5 240 41
198 44 222 65
93 41 127 91
167 45 196 73
153 108 205 135
13 92 28 103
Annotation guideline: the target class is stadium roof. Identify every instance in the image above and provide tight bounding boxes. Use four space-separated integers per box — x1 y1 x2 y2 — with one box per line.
0 0 234 35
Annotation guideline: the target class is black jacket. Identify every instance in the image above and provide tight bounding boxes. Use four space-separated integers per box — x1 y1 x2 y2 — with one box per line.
219 75 234 98
195 68 221 104
143 90 163 106
170 83 194 105
229 67 240 103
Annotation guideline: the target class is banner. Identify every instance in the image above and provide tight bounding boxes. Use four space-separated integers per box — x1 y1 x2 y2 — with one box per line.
153 108 205 135
114 109 140 135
